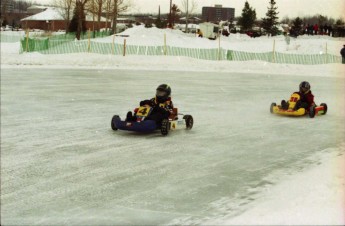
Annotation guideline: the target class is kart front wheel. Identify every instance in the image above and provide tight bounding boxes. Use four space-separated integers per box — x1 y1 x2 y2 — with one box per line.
183 115 193 129
111 115 120 130
270 103 276 114
161 119 169 136
320 103 327 115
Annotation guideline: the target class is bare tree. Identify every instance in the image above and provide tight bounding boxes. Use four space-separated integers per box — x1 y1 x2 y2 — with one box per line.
86 0 96 34
181 0 197 33
96 0 104 31
104 0 111 31
110 0 130 34
1 0 10 26
86 0 105 31
54 0 74 32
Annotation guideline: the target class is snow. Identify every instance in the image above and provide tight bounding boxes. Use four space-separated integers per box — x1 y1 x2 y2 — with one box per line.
1 26 345 225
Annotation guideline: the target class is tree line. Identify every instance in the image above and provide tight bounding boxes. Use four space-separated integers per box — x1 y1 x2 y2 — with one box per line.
237 0 345 36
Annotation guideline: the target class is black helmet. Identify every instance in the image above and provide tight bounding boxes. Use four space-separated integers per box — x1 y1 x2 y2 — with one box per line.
299 81 310 94
156 84 171 103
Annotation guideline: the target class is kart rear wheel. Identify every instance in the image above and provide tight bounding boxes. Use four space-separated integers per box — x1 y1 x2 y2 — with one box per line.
111 115 120 130
161 119 169 136
320 103 327 115
183 115 193 129
270 103 276 114
309 106 316 118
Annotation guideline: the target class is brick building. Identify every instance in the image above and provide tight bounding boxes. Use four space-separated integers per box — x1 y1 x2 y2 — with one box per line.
202 5 235 23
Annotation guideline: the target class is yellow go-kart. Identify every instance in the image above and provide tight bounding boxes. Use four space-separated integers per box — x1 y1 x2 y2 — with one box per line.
270 93 327 118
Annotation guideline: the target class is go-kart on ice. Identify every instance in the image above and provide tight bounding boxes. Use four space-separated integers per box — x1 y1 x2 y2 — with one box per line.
270 92 327 118
111 105 193 135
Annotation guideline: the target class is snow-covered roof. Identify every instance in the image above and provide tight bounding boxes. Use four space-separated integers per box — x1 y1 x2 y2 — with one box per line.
21 7 107 22
27 5 48 10
180 16 202 20
85 14 107 22
21 7 64 21
117 17 136 21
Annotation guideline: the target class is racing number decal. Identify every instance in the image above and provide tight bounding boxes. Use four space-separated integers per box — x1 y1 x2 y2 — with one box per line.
289 93 301 102
288 93 301 109
290 97 299 102
136 106 151 117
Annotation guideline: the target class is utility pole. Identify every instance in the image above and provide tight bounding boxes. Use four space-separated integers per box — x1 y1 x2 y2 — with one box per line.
169 0 172 28
185 0 188 33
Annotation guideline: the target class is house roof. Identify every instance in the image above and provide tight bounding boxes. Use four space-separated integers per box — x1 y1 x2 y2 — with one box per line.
27 5 49 10
21 7 107 22
180 16 202 20
21 7 64 21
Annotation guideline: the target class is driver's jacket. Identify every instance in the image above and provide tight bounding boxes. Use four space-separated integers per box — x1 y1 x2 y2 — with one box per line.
294 90 315 108
139 97 174 113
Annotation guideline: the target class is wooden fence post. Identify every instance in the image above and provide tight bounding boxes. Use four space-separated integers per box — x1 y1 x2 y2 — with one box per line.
112 34 115 55
87 28 91 52
218 33 221 60
272 39 276 63
25 29 29 52
123 39 126 56
164 33 167 55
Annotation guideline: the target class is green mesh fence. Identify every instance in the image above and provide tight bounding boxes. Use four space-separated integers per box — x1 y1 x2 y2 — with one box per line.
20 37 49 52
1 33 23 42
18 37 342 64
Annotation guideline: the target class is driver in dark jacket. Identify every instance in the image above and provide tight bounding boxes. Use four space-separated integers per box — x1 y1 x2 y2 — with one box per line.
281 81 315 110
126 84 173 124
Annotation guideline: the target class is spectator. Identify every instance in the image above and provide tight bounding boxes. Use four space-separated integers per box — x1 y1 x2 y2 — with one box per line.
328 25 333 36
308 24 313 35
313 24 319 35
340 44 345 64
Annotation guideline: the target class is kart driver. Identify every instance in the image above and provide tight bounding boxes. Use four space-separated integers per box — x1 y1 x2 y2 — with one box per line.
126 84 174 123
281 81 315 110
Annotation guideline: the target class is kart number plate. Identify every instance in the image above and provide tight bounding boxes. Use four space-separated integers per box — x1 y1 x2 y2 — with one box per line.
136 106 152 117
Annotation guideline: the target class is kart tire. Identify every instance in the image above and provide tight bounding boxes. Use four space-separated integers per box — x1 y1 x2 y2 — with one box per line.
309 106 316 118
111 115 120 130
183 115 193 129
320 103 327 115
270 103 276 114
161 119 169 136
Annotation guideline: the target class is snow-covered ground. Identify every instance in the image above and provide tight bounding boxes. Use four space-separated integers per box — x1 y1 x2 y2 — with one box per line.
1 27 345 225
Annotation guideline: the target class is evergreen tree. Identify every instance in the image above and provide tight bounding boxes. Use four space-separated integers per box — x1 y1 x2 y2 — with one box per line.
155 17 166 29
155 6 166 29
262 0 279 36
290 17 303 37
68 1 87 40
238 1 256 32
170 4 180 27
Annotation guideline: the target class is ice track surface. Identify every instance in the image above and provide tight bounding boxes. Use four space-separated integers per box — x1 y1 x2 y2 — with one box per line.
1 68 344 224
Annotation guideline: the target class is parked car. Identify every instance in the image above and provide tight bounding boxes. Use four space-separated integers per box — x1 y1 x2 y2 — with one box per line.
2 25 13 31
246 30 261 38
222 29 230 37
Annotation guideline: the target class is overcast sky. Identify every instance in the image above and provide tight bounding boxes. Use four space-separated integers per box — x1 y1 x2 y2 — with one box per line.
34 0 345 20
